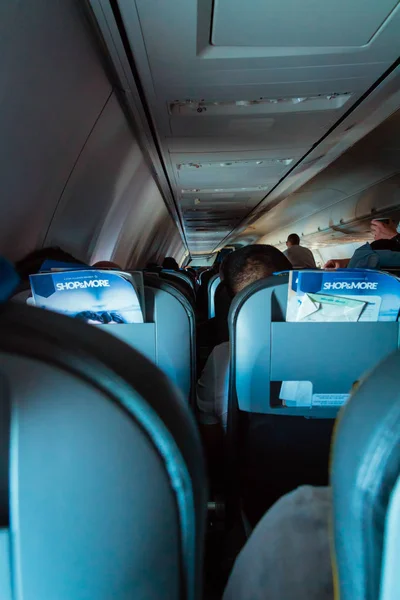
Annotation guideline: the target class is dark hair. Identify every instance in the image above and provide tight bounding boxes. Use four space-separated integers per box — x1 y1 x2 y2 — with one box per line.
162 257 179 271
287 233 300 245
15 246 85 282
92 260 121 270
223 244 292 297
214 248 234 266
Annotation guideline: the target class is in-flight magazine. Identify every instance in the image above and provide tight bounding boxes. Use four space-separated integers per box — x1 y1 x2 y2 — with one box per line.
29 269 144 324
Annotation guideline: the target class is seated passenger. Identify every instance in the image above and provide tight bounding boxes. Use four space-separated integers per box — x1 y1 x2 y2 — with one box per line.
224 486 333 600
162 256 180 271
145 261 162 273
284 233 317 269
196 254 233 372
15 246 85 284
324 219 400 269
92 260 122 270
197 245 292 429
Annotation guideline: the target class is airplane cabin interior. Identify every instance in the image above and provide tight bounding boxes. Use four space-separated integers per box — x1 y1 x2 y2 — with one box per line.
1 1 400 599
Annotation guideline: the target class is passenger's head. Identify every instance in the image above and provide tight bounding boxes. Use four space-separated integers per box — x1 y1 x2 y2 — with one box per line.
162 257 180 271
286 233 300 247
92 260 122 270
223 244 292 297
15 246 85 282
213 248 234 271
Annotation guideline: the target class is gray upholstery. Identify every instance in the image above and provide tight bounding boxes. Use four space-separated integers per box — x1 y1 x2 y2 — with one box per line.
0 302 206 599
14 273 195 404
178 270 196 293
144 277 196 405
0 531 12 600
226 274 400 523
331 350 400 600
161 270 196 303
208 274 220 319
229 274 400 419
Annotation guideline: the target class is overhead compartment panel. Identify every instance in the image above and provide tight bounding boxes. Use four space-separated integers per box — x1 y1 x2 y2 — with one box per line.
212 0 398 48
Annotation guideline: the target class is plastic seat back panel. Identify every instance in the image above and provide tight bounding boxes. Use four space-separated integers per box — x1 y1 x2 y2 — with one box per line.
3 354 180 600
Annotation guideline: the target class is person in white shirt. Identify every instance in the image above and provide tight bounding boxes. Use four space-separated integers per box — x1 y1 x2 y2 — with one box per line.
284 233 316 269
223 485 333 600
196 245 292 429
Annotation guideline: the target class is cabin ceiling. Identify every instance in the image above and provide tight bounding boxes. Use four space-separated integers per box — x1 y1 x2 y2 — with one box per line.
244 108 400 250
113 0 400 255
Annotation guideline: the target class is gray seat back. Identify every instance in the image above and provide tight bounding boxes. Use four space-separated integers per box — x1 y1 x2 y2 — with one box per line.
161 270 195 303
229 274 400 419
19 271 195 405
0 302 206 600
178 270 196 293
331 350 400 600
208 274 221 319
143 276 196 405
226 274 400 523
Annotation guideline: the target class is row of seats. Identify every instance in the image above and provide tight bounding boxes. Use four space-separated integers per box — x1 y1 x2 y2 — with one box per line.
12 261 400 527
0 297 398 598
141 263 400 542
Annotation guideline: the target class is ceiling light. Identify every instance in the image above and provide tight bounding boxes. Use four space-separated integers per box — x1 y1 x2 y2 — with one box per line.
181 185 269 193
177 158 292 170
169 93 353 116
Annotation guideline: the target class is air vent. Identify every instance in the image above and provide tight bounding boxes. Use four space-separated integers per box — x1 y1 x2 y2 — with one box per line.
177 159 292 170
169 93 353 116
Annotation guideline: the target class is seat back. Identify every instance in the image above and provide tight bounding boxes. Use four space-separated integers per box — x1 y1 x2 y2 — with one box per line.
208 274 220 319
18 270 195 404
178 270 196 293
0 302 206 600
331 350 400 600
228 274 400 522
160 271 196 305
230 274 400 418
144 275 196 406
198 268 211 285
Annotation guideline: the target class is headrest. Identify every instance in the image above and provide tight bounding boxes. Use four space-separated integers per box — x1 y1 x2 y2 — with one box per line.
0 302 206 599
0 257 19 302
331 350 400 599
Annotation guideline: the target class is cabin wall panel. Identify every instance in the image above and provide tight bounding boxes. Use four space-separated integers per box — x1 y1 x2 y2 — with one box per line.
45 93 186 268
0 0 185 267
0 0 111 260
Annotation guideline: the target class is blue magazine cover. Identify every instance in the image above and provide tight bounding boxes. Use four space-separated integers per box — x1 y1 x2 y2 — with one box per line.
287 269 400 322
281 269 400 408
29 270 144 324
